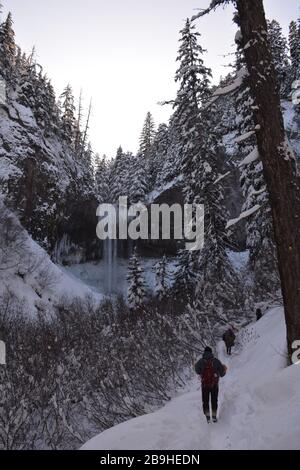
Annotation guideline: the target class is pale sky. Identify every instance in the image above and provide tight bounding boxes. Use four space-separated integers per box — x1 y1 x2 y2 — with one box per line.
2 0 299 158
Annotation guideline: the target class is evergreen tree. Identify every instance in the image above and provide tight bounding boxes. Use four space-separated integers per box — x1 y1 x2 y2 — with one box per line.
173 18 241 311
110 146 128 203
0 12 16 82
127 248 146 310
173 19 212 205
74 90 83 153
267 19 289 97
155 255 169 301
139 112 156 160
289 20 300 85
149 123 169 189
95 155 110 204
157 113 182 186
128 153 148 204
173 249 197 302
59 84 76 145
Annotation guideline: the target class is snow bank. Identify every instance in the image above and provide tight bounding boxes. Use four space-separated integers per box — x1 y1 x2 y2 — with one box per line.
0 221 102 318
81 307 300 450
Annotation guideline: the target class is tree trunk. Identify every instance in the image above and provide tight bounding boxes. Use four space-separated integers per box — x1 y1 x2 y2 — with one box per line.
236 0 300 361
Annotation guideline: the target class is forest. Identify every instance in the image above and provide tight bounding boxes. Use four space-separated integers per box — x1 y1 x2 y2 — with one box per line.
0 0 299 451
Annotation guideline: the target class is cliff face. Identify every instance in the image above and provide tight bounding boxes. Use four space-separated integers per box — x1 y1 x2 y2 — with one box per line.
0 83 100 263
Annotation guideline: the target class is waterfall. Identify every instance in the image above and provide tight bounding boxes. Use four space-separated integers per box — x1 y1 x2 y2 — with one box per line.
103 238 118 295
102 204 119 295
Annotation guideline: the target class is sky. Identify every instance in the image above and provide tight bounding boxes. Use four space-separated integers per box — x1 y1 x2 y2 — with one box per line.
2 0 299 158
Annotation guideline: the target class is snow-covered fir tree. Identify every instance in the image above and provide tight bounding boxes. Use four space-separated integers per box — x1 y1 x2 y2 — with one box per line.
150 123 169 188
0 12 16 82
171 19 212 293
173 19 213 204
127 248 146 310
95 155 110 203
267 19 289 97
172 18 235 305
156 113 182 187
59 84 76 146
173 249 197 302
110 146 128 202
155 255 169 301
139 112 156 160
289 20 300 88
128 154 148 204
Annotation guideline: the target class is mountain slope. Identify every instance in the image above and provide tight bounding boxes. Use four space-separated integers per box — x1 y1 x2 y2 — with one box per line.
82 307 300 450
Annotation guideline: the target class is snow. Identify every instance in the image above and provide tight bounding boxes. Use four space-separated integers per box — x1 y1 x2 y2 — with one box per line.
0 218 103 318
0 156 22 181
226 205 261 229
238 147 259 167
204 69 247 110
235 130 256 144
213 69 248 98
227 250 250 272
82 307 300 450
214 171 231 185
147 175 183 203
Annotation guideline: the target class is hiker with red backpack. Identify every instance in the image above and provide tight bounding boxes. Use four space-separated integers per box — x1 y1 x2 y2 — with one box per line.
195 347 227 423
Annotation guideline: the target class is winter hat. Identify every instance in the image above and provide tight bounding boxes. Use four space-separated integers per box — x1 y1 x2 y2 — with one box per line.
204 346 212 354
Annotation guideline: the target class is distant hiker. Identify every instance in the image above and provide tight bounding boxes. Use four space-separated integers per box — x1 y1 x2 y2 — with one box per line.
195 347 227 423
256 308 263 321
222 327 236 355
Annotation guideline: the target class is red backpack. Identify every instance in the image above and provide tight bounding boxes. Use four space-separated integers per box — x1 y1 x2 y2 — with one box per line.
201 359 219 388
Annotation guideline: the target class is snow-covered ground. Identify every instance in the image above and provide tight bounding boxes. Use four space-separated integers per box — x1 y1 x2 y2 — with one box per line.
82 307 300 450
227 250 249 272
0 216 103 318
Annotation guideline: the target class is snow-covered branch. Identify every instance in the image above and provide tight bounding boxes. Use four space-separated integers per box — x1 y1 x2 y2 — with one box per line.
191 0 231 21
226 205 261 229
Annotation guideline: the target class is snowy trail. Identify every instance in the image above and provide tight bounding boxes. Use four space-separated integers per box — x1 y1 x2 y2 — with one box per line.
82 308 300 450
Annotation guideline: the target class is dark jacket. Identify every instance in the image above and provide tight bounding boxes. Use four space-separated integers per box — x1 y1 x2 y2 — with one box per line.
195 351 226 379
222 329 236 347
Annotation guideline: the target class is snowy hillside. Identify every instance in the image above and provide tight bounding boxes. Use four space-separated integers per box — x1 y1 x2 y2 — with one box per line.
82 307 300 450
0 199 102 317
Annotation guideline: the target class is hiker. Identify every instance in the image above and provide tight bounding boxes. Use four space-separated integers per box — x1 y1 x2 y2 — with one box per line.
256 308 262 321
222 327 236 355
195 347 227 423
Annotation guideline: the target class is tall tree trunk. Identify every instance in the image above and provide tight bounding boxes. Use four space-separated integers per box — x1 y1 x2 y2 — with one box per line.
236 0 300 361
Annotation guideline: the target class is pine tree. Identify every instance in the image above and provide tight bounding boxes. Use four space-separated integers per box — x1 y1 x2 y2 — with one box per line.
110 146 128 203
95 155 110 204
0 12 16 82
173 249 197 302
174 19 240 311
173 19 212 205
74 90 83 153
59 84 76 145
149 123 169 189
155 255 169 301
139 112 156 160
289 20 300 85
157 113 182 186
127 248 146 310
267 19 289 97
128 153 148 204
